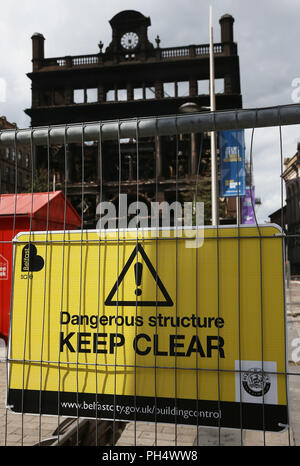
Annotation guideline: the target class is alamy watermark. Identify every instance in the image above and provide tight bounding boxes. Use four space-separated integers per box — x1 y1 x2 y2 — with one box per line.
0 78 6 103
96 194 205 248
291 337 300 364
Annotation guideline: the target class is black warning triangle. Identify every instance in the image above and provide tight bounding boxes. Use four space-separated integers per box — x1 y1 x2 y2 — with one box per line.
105 243 173 307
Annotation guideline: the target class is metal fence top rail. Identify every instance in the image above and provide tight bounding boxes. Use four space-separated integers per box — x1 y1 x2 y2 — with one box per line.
1 103 300 146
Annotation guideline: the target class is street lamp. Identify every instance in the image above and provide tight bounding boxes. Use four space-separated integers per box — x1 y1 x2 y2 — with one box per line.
178 102 210 113
209 6 219 226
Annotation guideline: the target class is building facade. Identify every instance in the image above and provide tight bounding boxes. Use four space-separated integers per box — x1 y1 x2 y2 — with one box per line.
0 116 32 194
281 146 300 273
25 10 243 228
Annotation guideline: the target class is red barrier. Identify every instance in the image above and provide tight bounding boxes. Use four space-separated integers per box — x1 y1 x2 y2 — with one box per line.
0 191 81 343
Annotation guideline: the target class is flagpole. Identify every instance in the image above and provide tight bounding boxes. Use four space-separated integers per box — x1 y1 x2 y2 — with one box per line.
209 6 219 225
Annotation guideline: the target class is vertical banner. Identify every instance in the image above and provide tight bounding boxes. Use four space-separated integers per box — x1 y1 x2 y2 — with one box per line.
241 186 256 224
219 130 246 197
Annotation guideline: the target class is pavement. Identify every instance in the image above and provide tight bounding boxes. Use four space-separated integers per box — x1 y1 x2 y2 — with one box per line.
1 281 300 447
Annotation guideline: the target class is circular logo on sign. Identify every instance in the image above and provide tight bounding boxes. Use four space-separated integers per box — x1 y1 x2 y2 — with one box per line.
242 368 271 397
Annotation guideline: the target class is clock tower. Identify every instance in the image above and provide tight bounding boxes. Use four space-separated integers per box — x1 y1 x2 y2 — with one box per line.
26 9 242 228
105 10 155 61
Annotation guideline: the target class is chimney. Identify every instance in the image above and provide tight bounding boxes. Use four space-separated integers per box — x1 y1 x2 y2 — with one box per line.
31 33 45 71
219 14 234 43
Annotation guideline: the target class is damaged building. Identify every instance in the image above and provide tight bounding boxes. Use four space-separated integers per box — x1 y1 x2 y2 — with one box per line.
25 10 243 228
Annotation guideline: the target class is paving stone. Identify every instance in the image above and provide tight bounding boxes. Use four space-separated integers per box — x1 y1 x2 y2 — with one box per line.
243 429 294 446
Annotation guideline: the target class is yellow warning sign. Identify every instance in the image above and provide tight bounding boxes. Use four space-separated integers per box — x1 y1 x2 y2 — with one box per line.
7 225 288 431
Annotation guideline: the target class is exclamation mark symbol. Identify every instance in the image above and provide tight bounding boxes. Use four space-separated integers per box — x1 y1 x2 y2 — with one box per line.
134 262 143 296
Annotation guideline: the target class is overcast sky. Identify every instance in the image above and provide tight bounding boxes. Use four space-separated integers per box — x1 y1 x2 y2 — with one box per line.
0 0 299 222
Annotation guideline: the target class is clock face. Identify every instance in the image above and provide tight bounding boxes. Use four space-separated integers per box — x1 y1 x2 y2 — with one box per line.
121 32 139 50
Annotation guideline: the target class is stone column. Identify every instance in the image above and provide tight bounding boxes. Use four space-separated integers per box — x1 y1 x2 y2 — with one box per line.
155 81 164 99
155 136 163 178
98 85 105 102
190 133 198 176
189 79 198 97
127 84 133 101
65 146 72 183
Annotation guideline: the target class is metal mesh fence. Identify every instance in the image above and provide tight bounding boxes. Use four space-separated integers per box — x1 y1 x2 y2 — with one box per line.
0 105 300 448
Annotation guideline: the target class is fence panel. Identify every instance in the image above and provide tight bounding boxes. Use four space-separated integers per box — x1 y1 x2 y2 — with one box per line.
0 105 300 448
